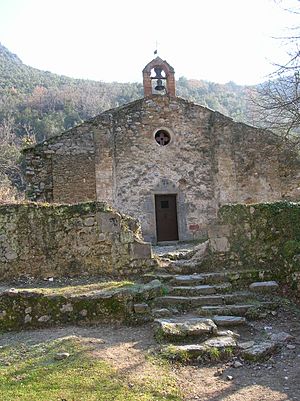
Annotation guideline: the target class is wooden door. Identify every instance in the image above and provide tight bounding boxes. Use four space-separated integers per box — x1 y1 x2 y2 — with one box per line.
155 194 179 242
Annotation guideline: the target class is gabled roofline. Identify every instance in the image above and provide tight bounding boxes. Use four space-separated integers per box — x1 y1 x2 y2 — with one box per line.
142 57 175 74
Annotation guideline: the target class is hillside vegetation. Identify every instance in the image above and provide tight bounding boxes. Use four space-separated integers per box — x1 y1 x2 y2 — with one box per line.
0 42 255 199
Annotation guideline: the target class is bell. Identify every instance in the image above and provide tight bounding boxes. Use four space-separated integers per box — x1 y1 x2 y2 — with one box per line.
154 66 164 79
154 79 165 91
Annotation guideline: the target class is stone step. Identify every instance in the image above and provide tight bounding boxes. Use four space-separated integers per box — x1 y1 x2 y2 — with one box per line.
160 334 238 361
241 341 280 362
161 337 279 362
154 317 217 341
249 281 279 293
168 283 232 296
144 269 273 287
212 315 247 327
151 308 174 318
199 302 276 317
154 292 252 309
171 272 227 286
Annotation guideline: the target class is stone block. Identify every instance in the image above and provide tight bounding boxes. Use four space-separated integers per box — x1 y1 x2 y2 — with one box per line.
133 303 149 314
242 341 279 361
130 241 152 259
208 225 231 238
97 212 120 233
210 237 230 252
155 317 217 339
249 281 279 292
212 316 246 326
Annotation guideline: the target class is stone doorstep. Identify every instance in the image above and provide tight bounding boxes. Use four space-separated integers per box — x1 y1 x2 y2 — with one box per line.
249 281 279 292
155 317 218 338
154 292 253 307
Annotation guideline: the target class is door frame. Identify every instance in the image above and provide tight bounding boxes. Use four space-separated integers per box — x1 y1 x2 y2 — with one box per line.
154 193 179 243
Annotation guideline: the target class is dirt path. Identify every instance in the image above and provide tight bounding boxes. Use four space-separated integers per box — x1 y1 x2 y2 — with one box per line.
0 305 299 401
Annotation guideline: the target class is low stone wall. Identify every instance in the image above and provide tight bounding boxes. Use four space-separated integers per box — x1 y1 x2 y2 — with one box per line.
0 202 156 281
208 202 300 293
0 280 163 332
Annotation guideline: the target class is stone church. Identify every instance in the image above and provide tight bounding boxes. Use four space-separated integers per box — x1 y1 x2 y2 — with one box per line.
24 57 300 243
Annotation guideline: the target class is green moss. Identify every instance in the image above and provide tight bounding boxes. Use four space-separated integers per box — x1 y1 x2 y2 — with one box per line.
282 240 300 258
211 201 300 297
160 345 191 363
207 346 220 360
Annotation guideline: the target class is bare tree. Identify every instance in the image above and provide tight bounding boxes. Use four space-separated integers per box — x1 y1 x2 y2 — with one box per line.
252 0 300 144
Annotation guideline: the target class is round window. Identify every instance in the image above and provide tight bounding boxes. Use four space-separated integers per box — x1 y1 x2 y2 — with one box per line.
155 130 171 146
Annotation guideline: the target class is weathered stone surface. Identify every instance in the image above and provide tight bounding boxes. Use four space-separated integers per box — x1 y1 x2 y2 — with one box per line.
164 344 206 358
152 308 173 318
161 334 238 361
169 285 216 296
242 341 279 361
249 281 279 292
216 330 240 339
210 237 230 253
155 317 217 339
200 303 273 317
212 316 246 326
133 303 149 314
24 314 32 324
38 315 50 323
201 335 237 348
54 352 70 361
156 292 251 309
269 332 294 343
0 202 156 280
0 281 161 332
130 241 153 259
207 203 300 296
238 341 255 350
60 303 73 313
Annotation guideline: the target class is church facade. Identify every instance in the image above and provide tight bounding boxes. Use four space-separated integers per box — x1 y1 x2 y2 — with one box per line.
24 57 300 243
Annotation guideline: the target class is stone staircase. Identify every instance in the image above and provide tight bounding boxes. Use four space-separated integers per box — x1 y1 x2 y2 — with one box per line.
145 243 282 362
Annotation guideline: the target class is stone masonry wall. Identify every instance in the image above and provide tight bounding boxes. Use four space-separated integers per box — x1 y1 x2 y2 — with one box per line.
207 202 300 294
24 95 300 243
0 202 155 281
93 96 298 242
24 124 96 203
0 280 163 332
211 113 283 205
108 96 217 242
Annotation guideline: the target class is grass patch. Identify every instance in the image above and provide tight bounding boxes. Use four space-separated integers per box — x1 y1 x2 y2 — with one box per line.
0 337 182 401
13 281 135 296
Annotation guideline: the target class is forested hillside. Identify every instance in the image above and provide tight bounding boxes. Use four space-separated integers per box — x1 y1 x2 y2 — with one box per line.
0 42 255 200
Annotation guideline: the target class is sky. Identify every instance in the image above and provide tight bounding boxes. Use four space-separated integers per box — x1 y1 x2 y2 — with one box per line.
0 0 299 85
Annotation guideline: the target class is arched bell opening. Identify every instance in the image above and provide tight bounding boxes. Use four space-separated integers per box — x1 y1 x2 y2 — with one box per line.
150 67 167 95
142 57 176 97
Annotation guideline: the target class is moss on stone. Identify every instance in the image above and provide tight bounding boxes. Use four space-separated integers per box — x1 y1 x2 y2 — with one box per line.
282 240 300 259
